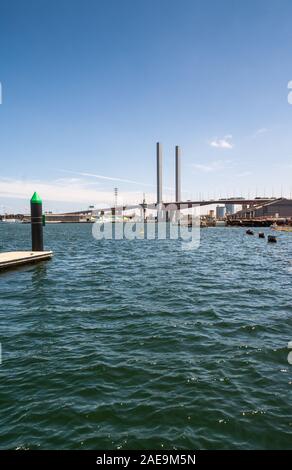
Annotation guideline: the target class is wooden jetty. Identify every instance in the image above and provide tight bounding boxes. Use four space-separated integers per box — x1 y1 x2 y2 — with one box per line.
0 251 53 271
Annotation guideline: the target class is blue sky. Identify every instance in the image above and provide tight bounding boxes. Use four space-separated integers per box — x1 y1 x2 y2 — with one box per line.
1 0 292 213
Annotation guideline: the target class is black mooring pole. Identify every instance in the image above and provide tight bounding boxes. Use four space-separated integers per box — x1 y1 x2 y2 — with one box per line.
30 192 44 251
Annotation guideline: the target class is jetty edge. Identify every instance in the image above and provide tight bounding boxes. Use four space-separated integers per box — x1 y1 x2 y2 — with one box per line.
0 251 53 270
0 192 53 272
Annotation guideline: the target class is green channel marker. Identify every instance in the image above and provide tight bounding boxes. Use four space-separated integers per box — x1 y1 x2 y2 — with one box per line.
31 191 42 204
30 192 44 251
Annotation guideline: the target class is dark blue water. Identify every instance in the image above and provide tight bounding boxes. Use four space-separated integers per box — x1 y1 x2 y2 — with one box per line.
0 224 292 449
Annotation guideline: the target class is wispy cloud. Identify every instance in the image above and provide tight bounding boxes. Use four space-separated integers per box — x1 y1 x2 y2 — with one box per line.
210 135 233 149
192 160 232 173
236 171 252 177
253 127 268 138
58 169 174 191
59 169 153 187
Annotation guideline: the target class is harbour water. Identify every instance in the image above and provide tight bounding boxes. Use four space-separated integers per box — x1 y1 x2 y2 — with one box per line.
0 224 292 449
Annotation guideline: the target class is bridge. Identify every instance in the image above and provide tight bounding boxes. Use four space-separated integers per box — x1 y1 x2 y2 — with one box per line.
47 144 279 218
58 198 278 217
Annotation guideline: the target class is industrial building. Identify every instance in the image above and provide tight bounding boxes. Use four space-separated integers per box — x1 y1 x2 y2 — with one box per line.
229 198 292 220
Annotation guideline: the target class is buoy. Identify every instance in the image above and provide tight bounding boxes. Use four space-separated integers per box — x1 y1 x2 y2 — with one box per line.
31 192 44 251
246 229 254 235
268 235 277 243
259 232 265 238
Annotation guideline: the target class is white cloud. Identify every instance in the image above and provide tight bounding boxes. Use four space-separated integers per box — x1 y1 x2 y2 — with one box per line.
210 135 233 149
0 176 156 212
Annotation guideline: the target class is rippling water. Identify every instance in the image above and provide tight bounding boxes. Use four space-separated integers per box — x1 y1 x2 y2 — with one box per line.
0 223 292 449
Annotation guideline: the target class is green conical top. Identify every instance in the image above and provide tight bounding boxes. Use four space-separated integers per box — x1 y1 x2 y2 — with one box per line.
31 192 42 204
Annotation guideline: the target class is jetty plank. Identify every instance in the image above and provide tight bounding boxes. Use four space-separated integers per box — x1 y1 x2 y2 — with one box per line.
0 251 53 270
